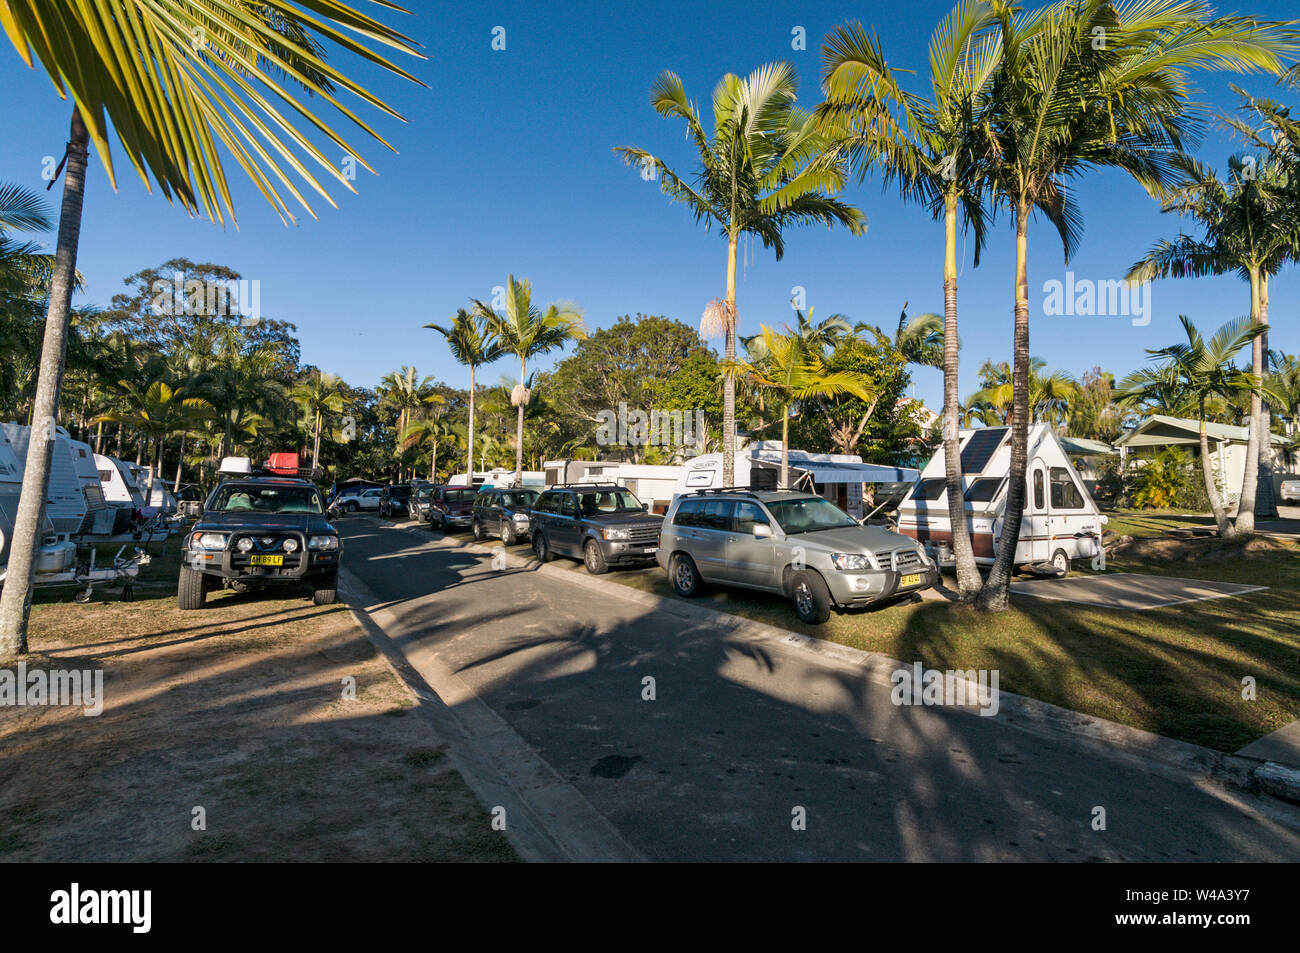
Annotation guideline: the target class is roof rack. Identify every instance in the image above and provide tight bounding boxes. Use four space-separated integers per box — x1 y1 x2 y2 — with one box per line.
551 482 623 490
691 486 764 496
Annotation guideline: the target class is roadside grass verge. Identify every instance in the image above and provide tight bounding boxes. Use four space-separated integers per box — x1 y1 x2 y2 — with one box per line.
2 536 517 862
429 519 1299 755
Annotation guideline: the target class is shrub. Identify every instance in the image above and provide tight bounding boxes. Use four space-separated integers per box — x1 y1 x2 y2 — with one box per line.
1129 446 1208 510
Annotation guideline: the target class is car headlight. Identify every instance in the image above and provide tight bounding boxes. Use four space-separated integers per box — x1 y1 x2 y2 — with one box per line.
512 512 530 523
191 532 227 550
308 535 339 551
603 527 631 540
235 537 254 553
830 553 873 572
282 538 300 553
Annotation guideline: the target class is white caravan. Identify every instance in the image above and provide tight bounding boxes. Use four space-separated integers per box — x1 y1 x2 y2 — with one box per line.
673 442 919 520
896 424 1106 574
96 453 147 508
471 467 545 490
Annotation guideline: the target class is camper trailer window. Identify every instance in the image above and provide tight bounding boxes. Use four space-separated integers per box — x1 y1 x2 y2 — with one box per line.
915 479 947 501
766 497 857 535
1032 471 1045 510
1050 468 1085 509
964 477 1005 503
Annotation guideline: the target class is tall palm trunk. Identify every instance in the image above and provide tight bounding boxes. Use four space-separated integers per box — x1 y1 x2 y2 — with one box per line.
174 433 186 493
467 365 476 484
1235 268 1264 531
1254 274 1277 520
1199 410 1230 536
311 411 322 473
979 204 1031 612
0 108 88 655
942 195 981 597
430 442 438 481
780 405 790 490
515 356 526 482
722 233 738 487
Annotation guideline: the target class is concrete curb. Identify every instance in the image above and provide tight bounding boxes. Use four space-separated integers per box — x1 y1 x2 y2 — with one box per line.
386 518 1291 804
337 555 644 863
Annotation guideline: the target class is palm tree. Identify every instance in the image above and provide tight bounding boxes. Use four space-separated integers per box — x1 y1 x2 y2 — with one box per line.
820 0 1000 597
615 62 865 486
474 276 584 482
0 2 421 652
973 0 1294 612
425 308 503 485
292 371 345 474
1116 315 1268 535
379 367 437 481
1126 150 1300 529
402 411 459 482
729 325 873 489
0 182 57 297
93 380 215 489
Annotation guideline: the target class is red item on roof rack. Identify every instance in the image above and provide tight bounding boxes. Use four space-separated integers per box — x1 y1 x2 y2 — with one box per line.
266 452 300 476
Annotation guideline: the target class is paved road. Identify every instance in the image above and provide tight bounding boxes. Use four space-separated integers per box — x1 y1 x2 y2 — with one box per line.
338 517 1300 862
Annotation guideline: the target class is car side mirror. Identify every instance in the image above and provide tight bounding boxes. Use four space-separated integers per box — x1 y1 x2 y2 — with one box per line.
642 504 649 512
752 523 772 538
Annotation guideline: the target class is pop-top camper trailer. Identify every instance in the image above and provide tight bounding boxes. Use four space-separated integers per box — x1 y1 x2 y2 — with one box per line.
896 424 1107 574
673 442 918 519
96 453 147 509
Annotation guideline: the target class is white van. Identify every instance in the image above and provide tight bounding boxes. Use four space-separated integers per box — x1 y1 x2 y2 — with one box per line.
896 424 1107 575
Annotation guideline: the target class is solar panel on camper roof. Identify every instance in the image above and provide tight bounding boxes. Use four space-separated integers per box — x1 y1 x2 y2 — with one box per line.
960 427 1008 474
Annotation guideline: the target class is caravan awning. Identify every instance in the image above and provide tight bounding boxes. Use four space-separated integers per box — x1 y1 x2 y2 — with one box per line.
789 460 919 484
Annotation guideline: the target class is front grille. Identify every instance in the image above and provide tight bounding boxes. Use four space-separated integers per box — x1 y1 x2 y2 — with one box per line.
625 525 660 544
875 548 922 572
230 532 304 571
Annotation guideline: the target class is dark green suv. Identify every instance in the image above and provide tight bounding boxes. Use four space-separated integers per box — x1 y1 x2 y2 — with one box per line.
472 486 539 545
529 484 662 574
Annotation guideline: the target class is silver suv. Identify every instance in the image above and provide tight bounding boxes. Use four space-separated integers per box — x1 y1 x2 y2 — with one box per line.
657 489 938 624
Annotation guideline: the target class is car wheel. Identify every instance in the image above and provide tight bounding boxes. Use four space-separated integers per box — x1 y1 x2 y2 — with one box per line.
344 501 358 513
532 532 552 563
790 570 832 625
584 539 609 575
313 572 339 606
501 522 516 546
1051 548 1071 577
472 519 485 541
177 565 207 610
670 553 703 597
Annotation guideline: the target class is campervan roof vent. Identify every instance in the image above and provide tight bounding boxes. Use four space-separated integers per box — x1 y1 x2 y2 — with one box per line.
218 456 252 476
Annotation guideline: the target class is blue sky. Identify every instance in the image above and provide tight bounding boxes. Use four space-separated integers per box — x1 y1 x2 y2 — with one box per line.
0 0 1296 413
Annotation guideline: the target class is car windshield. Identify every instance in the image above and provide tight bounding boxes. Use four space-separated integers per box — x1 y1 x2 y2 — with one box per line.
211 483 323 514
444 488 477 503
765 497 858 534
502 490 538 507
577 489 643 514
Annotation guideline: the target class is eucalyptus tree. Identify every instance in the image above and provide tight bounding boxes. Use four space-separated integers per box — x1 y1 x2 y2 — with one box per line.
818 1 1000 596
1116 315 1268 535
0 1 422 653
616 62 864 486
973 0 1294 611
473 276 584 482
425 308 503 485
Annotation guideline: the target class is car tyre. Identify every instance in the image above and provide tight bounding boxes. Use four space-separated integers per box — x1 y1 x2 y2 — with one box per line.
584 539 609 575
670 553 703 597
344 501 358 513
501 522 517 546
533 532 552 563
791 570 832 625
178 565 207 610
472 519 486 541
312 572 339 606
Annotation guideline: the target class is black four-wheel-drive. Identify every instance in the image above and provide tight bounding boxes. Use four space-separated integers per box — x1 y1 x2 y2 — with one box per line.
178 470 342 610
528 483 662 574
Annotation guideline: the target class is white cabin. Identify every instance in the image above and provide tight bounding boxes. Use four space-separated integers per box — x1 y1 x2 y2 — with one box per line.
897 425 1106 572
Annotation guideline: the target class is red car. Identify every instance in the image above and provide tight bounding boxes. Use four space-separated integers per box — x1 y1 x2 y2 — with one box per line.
427 485 478 532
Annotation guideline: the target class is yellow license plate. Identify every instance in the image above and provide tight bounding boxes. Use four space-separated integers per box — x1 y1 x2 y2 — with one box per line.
900 573 921 587
249 554 283 567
